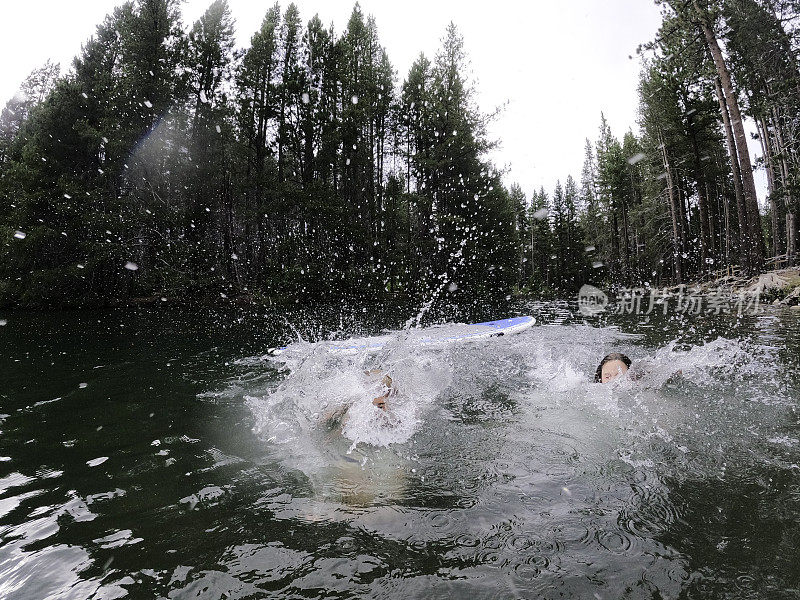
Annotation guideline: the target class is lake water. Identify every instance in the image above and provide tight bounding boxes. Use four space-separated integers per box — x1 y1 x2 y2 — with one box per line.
1 301 799 599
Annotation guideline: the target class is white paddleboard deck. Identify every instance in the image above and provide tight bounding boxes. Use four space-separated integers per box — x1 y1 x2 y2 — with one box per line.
272 315 535 355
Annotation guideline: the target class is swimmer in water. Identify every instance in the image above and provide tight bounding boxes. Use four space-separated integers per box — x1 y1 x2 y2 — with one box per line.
595 353 632 383
320 369 393 427
365 369 393 410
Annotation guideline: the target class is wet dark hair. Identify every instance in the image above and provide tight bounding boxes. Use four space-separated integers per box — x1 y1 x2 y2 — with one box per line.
594 353 632 383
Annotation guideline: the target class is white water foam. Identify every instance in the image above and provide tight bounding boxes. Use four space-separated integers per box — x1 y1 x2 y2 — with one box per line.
244 320 791 486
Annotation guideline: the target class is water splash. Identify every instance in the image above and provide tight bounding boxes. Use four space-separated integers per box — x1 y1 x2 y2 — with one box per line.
235 312 797 547
248 337 454 458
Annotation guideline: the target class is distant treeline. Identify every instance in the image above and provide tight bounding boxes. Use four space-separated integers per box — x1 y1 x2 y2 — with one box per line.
519 0 800 292
574 0 800 287
0 0 522 307
1 0 798 308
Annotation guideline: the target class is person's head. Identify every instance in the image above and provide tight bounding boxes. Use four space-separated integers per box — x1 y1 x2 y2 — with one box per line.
594 353 632 383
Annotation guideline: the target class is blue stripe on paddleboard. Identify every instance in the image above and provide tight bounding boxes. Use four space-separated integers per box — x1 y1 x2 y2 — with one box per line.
474 316 533 329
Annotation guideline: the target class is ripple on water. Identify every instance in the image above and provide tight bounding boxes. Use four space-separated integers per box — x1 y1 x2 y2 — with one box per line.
0 470 34 488
619 475 682 540
218 542 313 587
595 528 635 554
556 522 593 546
512 560 542 582
92 528 144 549
428 511 452 529
453 533 480 548
3 307 798 598
508 532 535 551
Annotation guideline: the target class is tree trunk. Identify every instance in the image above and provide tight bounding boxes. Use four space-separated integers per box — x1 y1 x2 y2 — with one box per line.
771 105 794 255
706 180 717 260
724 186 731 268
757 117 776 197
660 133 683 283
694 0 764 271
687 114 712 270
713 75 748 270
621 194 631 282
756 116 780 257
676 176 689 264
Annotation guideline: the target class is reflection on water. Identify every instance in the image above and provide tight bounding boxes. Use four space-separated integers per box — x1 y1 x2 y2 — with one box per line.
0 302 799 598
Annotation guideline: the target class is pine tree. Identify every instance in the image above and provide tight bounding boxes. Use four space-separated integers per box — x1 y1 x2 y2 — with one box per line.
236 2 281 281
527 187 553 290
184 0 236 278
0 61 61 166
0 1 540 307
655 0 765 271
723 0 800 262
509 183 528 286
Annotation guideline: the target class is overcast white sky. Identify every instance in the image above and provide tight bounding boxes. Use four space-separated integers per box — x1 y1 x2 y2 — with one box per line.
0 0 765 200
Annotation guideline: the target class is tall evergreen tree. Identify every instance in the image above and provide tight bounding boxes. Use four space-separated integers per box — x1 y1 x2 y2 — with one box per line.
184 0 236 278
0 61 61 166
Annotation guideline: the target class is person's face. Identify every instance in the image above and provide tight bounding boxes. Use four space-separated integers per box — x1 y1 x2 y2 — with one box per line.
601 359 628 383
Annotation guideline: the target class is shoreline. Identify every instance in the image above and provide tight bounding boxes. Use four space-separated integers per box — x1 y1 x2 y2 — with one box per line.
669 266 800 309
3 268 800 312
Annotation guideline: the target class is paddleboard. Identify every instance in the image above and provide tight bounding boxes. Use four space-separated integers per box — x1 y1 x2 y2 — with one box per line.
271 315 535 356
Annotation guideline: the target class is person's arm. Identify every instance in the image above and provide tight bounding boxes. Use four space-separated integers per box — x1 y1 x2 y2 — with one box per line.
365 370 393 410
320 402 348 427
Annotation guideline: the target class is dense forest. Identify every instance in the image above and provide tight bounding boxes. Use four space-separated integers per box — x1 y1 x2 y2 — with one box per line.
586 0 800 287
0 0 798 308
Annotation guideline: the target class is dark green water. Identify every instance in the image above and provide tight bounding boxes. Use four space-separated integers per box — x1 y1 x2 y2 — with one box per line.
1 302 799 599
